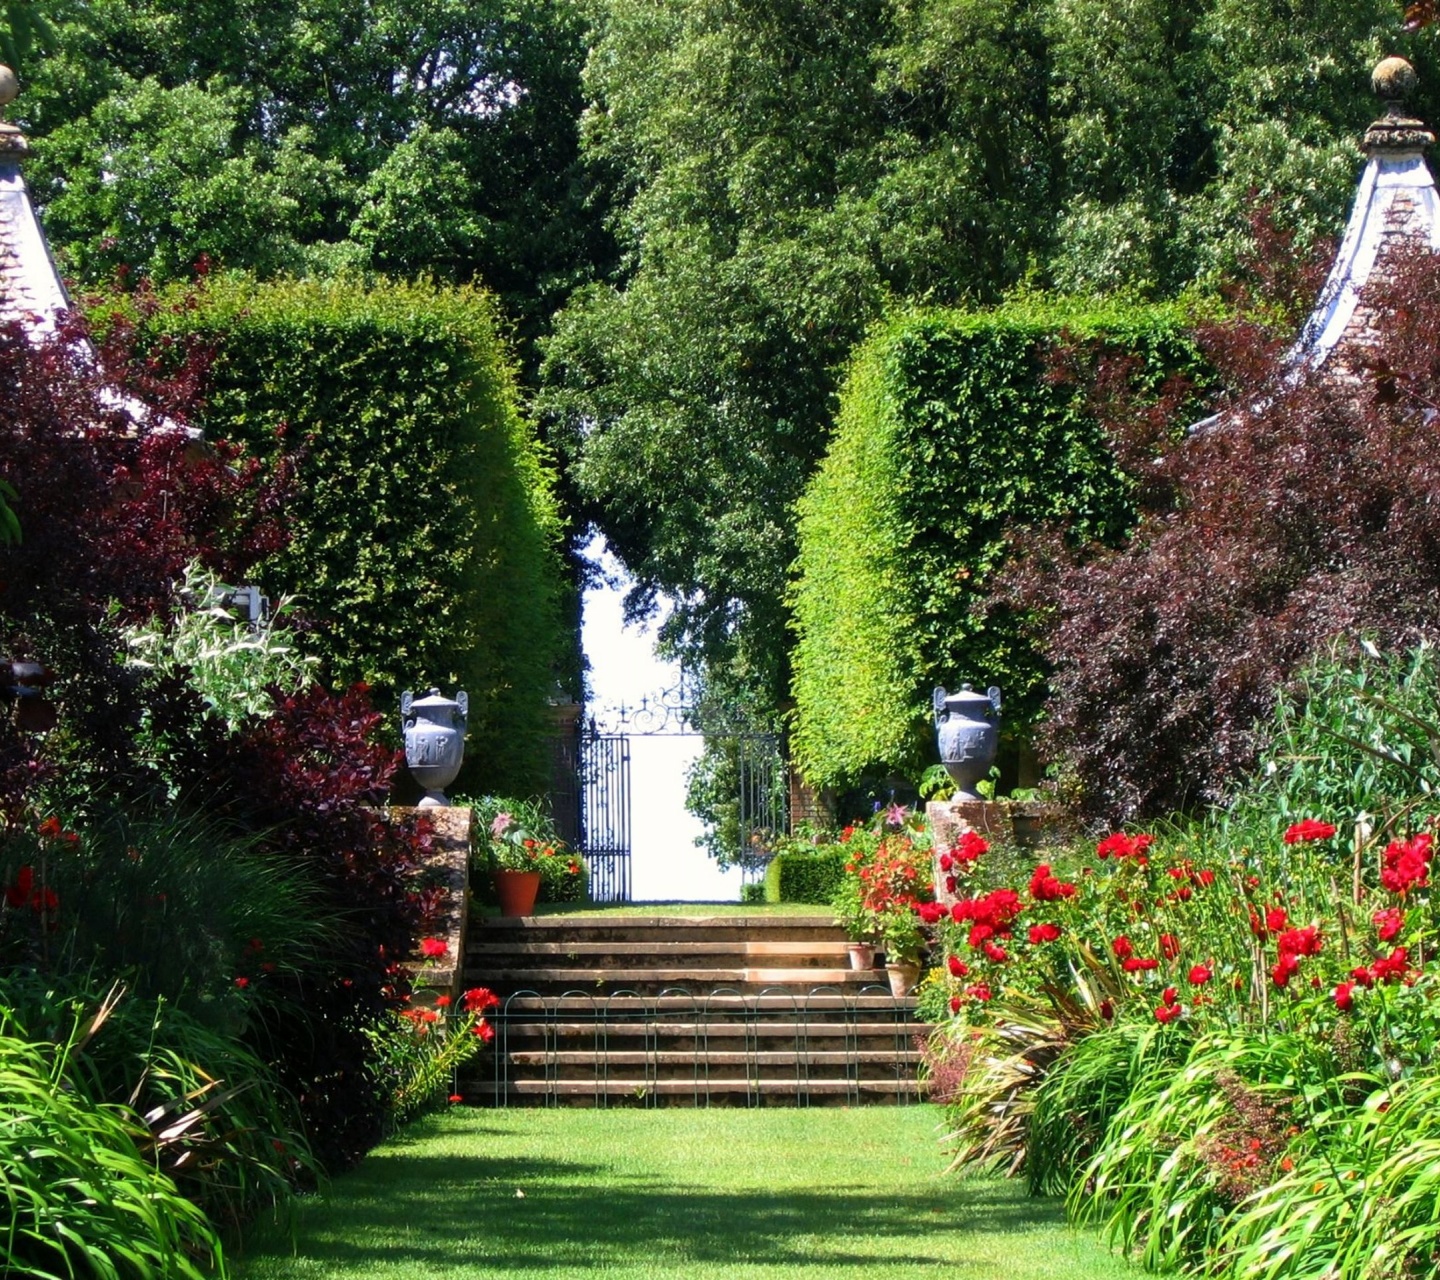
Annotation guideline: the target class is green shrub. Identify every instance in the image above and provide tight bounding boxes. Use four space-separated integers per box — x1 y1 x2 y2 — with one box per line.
106 275 567 794
763 848 848 904
789 299 1206 789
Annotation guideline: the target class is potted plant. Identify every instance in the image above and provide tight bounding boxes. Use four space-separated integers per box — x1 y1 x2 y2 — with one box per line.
877 903 925 997
486 809 545 916
831 827 881 968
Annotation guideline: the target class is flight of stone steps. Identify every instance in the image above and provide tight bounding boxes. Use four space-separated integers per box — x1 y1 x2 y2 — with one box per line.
459 913 927 1107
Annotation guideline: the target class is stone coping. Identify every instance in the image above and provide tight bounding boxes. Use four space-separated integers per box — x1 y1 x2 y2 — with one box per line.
389 805 471 1003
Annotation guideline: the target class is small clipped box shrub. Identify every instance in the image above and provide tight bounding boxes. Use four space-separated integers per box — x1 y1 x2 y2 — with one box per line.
763 848 850 904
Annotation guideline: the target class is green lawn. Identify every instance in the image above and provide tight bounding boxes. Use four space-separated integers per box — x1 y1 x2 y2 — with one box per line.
233 1106 1133 1279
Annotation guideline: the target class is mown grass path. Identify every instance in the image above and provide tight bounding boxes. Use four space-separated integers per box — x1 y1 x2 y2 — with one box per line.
234 1105 1132 1279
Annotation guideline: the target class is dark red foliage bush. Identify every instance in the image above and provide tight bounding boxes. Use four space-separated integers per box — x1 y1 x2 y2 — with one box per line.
0 310 291 819
1004 242 1440 821
215 684 437 1171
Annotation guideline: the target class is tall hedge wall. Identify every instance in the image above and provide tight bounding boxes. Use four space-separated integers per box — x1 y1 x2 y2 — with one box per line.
108 276 566 794
789 300 1205 790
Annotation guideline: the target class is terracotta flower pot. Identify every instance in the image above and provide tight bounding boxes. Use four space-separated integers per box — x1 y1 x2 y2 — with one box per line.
886 962 921 998
493 868 542 917
846 942 877 971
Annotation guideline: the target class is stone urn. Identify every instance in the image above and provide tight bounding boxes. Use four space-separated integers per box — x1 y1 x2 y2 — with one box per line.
933 684 1001 802
402 688 468 807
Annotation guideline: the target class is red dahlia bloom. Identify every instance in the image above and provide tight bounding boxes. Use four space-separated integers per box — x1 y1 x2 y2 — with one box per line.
1154 1003 1182 1024
1112 935 1134 960
947 955 969 978
1188 963 1212 985
965 982 992 1002
1381 834 1433 895
917 901 945 924
1266 907 1289 933
1028 863 1077 902
1277 925 1322 958
1283 819 1337 844
1333 982 1356 1012
982 941 1009 963
1374 907 1405 941
955 831 989 864
1097 832 1153 860
1161 985 1179 1006
1271 954 1299 987
1028 922 1061 945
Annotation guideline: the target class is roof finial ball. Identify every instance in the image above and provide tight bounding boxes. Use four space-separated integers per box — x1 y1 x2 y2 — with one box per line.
1374 55 1418 103
0 65 26 158
1365 56 1434 152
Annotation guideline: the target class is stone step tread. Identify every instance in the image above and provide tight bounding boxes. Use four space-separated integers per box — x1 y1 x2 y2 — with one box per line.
469 941 854 958
487 994 916 1012
479 916 838 931
461 1078 923 1096
476 968 881 986
503 1050 922 1067
496 1021 926 1038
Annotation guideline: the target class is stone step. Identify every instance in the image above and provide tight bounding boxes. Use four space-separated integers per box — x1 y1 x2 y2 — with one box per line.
498 1020 925 1042
456 1077 925 1105
477 966 878 991
474 916 844 944
504 1049 922 1069
489 993 911 1013
470 940 856 961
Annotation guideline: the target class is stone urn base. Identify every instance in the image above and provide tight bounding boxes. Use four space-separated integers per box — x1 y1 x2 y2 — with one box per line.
493 869 541 917
886 962 921 998
846 942 877 971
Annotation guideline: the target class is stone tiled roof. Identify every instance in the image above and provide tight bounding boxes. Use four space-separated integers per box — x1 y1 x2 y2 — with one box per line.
0 160 72 333
1290 58 1440 372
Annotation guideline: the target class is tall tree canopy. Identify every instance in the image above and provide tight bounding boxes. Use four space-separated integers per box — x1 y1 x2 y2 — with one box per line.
540 0 1421 717
12 0 609 361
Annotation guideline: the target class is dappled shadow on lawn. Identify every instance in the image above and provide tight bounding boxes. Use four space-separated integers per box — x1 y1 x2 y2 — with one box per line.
236 1133 1068 1275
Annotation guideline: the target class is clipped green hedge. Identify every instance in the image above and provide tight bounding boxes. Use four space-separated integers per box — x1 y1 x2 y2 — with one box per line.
109 276 565 794
790 299 1206 789
763 848 849 905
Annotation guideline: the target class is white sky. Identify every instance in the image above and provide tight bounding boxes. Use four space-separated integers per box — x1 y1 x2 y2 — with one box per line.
580 534 744 902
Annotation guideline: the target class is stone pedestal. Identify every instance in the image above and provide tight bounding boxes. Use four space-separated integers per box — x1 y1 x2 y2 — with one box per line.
390 805 472 1003
927 799 1008 907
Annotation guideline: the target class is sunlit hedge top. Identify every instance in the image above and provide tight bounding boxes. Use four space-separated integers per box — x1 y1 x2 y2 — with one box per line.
789 299 1205 790
104 274 566 795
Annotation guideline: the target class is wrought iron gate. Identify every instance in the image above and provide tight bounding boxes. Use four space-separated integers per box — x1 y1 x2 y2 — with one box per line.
579 732 631 902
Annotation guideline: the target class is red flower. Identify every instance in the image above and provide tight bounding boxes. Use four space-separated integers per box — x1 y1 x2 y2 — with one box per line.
1381 834 1433 895
420 937 448 958
1350 965 1376 988
1154 1002 1182 1024
463 987 500 1012
1188 963 1212 986
1122 956 1158 972
947 955 969 978
36 817 63 840
1160 933 1181 960
1265 907 1289 933
1028 864 1077 902
948 996 962 1014
1097 832 1154 861
448 1093 463 1103
1283 819 1337 844
1334 982 1356 1012
4 865 33 908
1111 935 1134 960
1374 907 1405 941
1277 926 1322 958
1028 922 1062 945
955 831 989 864
917 901 945 925
473 1019 496 1042
234 976 250 989
1271 953 1299 987
1099 999 1115 1021
1371 946 1411 984
1161 985 1180 1007
1196 869 1216 887
982 941 1009 963
965 982 992 1002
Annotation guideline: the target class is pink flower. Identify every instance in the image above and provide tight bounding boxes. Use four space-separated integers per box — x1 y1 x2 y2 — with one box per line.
1283 819 1337 844
489 812 513 840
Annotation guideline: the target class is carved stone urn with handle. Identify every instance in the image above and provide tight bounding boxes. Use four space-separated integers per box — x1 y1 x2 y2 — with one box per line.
402 688 468 807
933 684 1001 802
